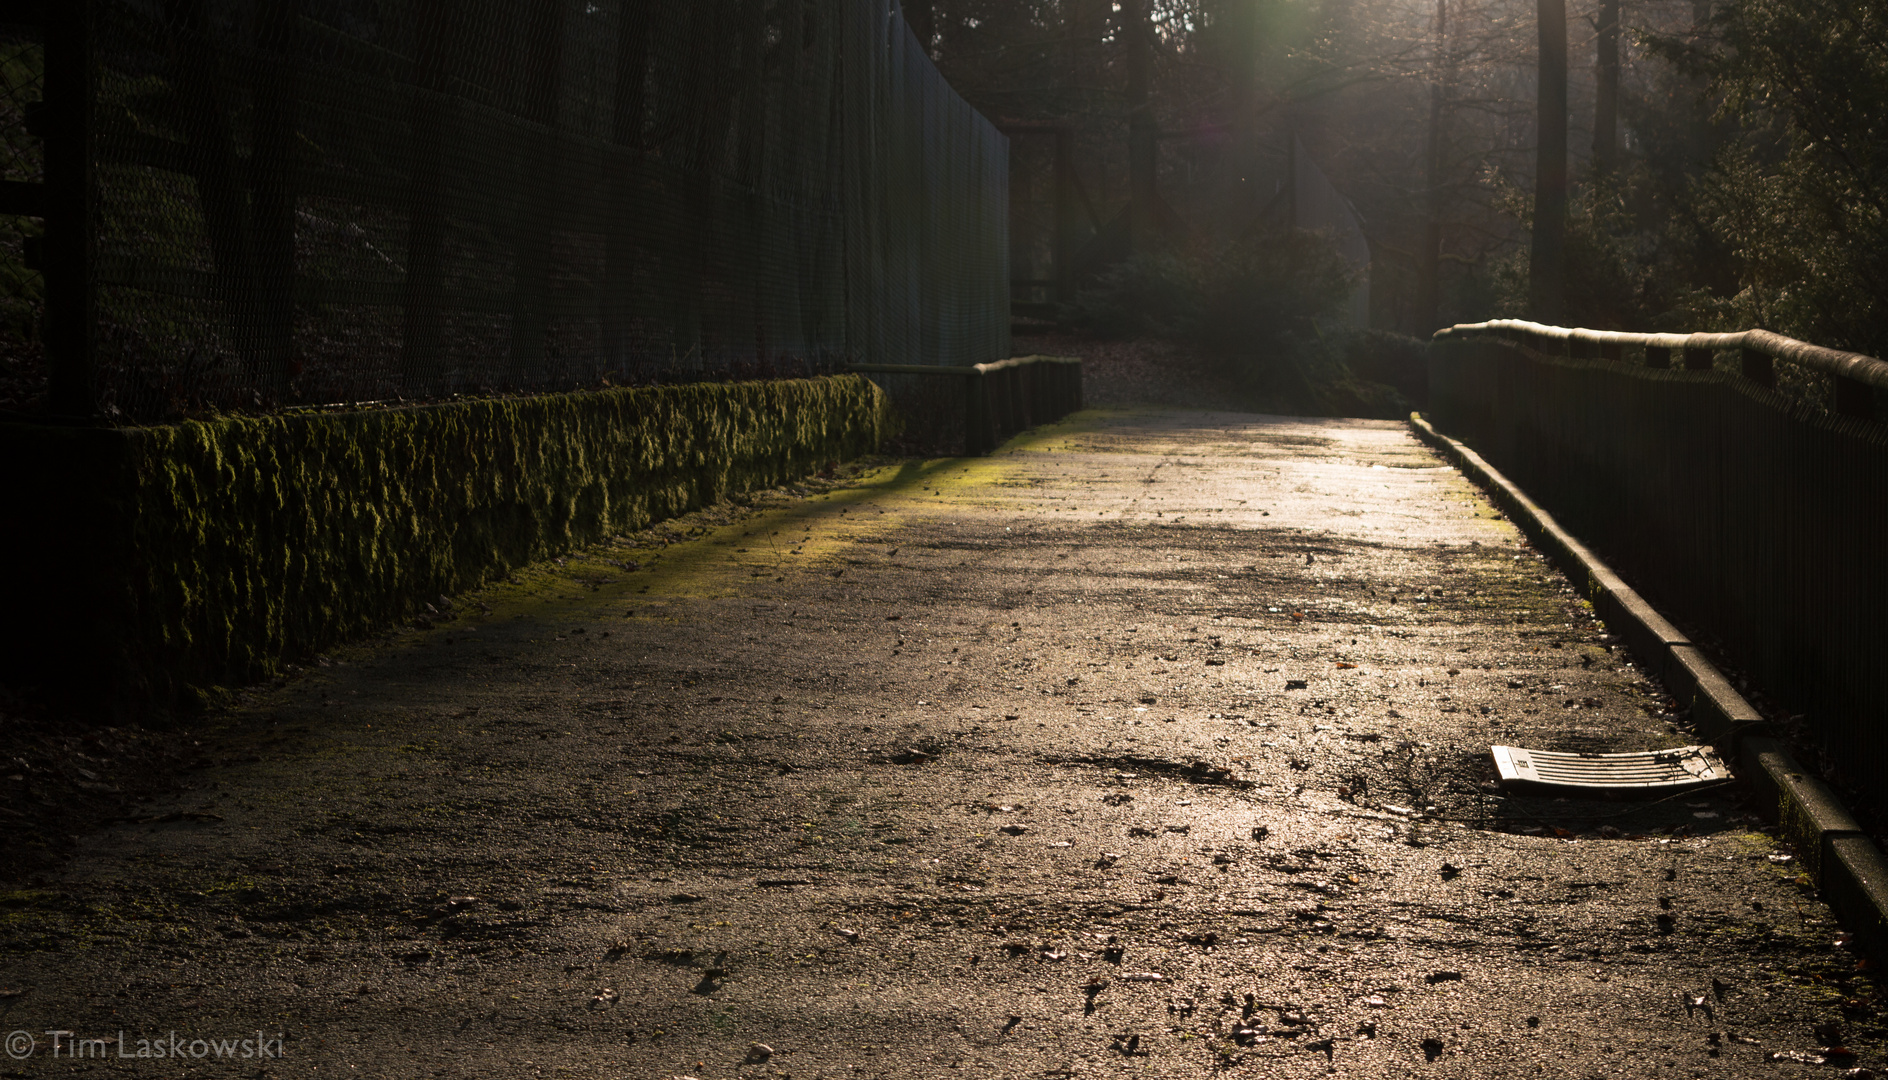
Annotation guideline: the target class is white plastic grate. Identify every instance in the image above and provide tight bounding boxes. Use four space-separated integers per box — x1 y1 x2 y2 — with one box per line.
1491 744 1730 792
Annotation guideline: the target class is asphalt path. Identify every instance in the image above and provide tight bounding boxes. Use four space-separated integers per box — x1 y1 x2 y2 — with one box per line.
0 407 1876 1078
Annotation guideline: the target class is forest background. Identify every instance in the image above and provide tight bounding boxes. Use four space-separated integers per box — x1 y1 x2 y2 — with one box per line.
919 0 1888 412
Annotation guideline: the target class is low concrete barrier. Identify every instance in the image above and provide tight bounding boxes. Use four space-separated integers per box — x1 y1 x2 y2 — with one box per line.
1 376 890 718
851 355 1082 455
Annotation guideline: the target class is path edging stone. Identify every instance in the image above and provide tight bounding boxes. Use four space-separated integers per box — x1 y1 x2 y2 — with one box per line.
1408 411 1888 965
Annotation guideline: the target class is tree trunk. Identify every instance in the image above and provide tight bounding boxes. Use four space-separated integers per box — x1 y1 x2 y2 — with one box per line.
1221 0 1258 126
1418 0 1447 334
1065 0 1109 89
1122 0 1158 247
1593 0 1619 179
1529 0 1567 325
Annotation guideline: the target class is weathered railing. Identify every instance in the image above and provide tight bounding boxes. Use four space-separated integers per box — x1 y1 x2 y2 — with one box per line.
1427 319 1888 790
1437 319 1888 417
851 355 1083 456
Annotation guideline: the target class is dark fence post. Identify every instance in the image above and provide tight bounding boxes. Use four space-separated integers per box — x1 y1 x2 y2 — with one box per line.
167 0 260 393
44 0 95 417
1836 376 1874 420
1683 346 1713 371
1741 347 1775 389
1600 342 1622 362
253 0 302 400
508 0 568 382
965 370 989 455
1645 345 1671 369
1006 366 1024 435
604 2 653 377
400 0 452 393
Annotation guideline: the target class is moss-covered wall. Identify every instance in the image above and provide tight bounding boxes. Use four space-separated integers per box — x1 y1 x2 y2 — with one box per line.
1 376 888 716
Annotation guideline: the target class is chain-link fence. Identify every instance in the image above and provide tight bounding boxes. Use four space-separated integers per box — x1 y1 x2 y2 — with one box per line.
1 0 1009 423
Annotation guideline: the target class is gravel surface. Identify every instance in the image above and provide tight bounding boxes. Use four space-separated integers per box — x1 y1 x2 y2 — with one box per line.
0 406 1878 1078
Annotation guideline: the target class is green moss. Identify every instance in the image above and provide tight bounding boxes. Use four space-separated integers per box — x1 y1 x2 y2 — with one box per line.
1 376 889 717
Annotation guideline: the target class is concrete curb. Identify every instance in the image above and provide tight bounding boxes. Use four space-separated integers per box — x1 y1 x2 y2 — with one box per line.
1409 412 1888 964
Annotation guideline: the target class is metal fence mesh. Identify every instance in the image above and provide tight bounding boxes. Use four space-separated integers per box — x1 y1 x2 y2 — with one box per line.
2 0 1008 422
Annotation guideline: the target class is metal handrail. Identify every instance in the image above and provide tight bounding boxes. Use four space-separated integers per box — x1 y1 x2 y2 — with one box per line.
1434 318 1888 394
